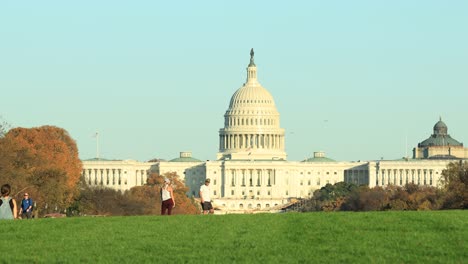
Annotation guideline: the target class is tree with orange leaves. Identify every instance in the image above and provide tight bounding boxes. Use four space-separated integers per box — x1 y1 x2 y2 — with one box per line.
0 126 82 212
73 172 199 216
130 172 199 215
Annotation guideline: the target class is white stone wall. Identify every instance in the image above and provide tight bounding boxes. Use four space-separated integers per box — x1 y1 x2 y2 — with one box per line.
81 160 153 191
82 157 459 211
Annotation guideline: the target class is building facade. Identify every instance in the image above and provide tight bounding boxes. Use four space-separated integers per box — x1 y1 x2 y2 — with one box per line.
82 50 467 213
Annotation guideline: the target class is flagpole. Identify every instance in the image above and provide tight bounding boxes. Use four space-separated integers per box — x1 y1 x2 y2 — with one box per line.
96 132 99 159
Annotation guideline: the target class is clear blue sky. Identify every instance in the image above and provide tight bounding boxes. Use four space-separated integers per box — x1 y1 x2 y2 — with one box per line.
1 1 467 162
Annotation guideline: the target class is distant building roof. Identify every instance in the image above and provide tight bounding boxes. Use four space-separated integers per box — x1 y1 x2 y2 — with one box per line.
427 154 460 160
301 151 336 163
169 151 202 162
418 118 463 147
82 157 118 161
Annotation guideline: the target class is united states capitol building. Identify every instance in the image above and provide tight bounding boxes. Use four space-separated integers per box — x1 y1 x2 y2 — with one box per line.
82 50 467 212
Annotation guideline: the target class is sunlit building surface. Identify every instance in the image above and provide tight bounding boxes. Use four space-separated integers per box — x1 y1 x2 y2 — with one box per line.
82 50 467 212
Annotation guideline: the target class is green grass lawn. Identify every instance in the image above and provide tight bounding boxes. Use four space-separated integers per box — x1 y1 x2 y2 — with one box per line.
1 211 466 263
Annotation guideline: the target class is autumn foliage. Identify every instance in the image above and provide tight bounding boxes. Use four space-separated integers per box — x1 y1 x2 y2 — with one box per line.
0 126 82 211
300 161 468 213
73 172 199 216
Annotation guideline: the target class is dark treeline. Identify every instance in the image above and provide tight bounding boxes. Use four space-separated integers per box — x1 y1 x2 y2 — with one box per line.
300 161 468 212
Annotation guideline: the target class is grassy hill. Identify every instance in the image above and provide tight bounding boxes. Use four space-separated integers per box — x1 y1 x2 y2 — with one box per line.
1 211 466 263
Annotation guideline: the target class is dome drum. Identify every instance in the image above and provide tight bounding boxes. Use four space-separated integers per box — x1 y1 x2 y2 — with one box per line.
413 118 466 159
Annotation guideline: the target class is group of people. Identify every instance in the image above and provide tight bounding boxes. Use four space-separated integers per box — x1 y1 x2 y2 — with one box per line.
160 178 214 215
3 179 214 219
0 184 34 220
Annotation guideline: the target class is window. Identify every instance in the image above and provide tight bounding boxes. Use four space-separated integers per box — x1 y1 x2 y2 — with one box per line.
231 190 234 195
257 204 261 209
239 204 244 209
257 191 260 195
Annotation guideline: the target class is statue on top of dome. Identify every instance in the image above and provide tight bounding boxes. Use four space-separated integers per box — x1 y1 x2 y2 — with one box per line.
249 48 255 66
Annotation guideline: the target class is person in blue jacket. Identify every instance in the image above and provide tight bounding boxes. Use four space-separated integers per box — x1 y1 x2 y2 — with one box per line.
20 193 33 219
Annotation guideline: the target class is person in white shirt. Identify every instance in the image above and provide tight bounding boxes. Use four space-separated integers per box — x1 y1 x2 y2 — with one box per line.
161 178 175 215
200 178 214 214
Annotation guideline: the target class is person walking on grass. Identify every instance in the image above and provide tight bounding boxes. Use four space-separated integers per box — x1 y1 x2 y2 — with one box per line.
200 178 214 214
19 192 34 219
161 178 175 215
0 184 17 220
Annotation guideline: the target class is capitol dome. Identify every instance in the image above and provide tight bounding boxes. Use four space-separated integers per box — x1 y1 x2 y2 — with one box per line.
228 84 275 108
217 49 286 160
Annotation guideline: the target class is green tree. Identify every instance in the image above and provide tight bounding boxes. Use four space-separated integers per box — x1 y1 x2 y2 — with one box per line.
301 182 358 211
440 161 468 209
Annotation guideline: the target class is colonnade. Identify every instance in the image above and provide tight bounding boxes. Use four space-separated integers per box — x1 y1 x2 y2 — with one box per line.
219 133 284 151
225 116 276 127
82 168 148 187
226 168 276 187
375 168 435 186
